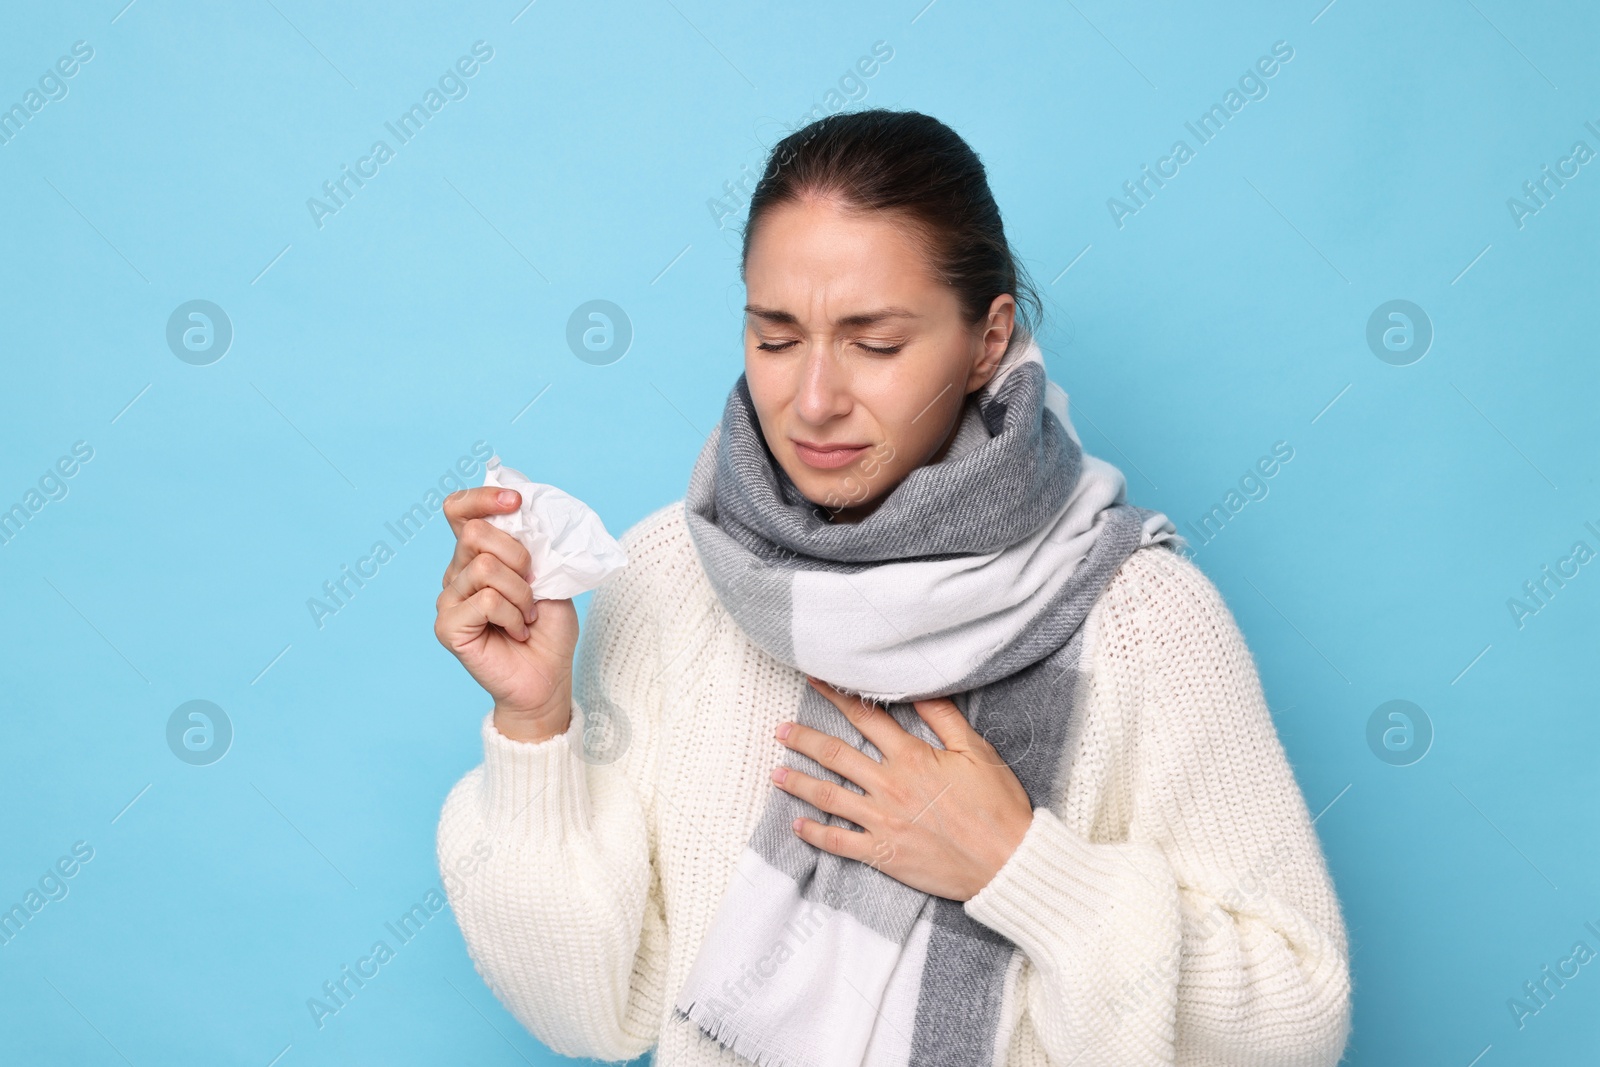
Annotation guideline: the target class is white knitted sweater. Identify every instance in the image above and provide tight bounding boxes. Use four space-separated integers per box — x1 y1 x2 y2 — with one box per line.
436 500 1352 1066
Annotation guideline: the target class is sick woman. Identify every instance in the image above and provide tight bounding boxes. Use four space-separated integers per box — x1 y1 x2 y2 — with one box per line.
433 109 1351 1067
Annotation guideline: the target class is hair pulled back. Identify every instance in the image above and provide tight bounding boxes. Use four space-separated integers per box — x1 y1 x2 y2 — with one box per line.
740 109 1043 352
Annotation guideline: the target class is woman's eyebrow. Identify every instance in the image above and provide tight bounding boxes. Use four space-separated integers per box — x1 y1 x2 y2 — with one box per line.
744 305 919 327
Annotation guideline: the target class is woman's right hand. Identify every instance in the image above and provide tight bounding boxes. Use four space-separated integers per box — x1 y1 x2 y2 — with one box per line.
435 487 580 743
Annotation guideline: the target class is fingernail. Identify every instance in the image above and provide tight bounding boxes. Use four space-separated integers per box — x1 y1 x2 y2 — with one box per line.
771 766 788 784
775 722 792 740
498 490 518 506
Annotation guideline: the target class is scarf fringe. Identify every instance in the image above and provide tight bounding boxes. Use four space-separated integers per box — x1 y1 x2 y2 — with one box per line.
672 1003 816 1067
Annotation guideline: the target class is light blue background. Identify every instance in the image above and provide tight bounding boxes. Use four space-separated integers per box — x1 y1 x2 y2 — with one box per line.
2 1 1596 1064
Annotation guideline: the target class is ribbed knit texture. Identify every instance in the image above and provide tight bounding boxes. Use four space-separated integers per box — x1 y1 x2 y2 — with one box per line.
437 500 1352 1066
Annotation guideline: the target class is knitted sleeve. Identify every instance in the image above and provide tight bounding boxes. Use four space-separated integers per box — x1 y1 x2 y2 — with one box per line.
435 515 670 1061
962 546 1352 1067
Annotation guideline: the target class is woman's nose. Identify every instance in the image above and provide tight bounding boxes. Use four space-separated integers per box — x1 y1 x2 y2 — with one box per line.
794 344 851 423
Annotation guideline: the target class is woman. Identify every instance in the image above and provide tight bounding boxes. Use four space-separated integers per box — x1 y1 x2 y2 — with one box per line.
434 109 1351 1067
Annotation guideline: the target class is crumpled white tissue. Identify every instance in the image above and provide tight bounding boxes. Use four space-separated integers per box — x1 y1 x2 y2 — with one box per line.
481 455 629 600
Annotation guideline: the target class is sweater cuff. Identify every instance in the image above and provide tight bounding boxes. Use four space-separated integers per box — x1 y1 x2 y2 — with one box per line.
478 709 594 846
963 806 1173 967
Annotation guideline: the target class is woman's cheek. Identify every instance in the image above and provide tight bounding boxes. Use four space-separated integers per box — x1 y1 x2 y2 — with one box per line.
858 441 896 478
893 408 943 467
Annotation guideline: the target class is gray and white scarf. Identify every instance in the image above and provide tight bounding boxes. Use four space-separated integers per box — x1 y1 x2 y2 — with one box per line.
673 335 1180 1067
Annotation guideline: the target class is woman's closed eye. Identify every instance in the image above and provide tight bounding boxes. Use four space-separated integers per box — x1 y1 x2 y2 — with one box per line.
753 339 903 354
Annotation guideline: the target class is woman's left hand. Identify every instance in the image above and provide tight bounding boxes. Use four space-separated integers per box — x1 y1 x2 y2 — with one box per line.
771 675 1036 902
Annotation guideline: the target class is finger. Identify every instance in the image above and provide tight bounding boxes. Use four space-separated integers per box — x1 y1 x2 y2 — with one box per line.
772 765 874 829
434 596 563 701
440 586 531 642
791 814 876 865
445 516 534 590
805 675 916 762
443 486 523 539
910 696 976 754
779 718 887 794
442 551 539 625
446 516 532 585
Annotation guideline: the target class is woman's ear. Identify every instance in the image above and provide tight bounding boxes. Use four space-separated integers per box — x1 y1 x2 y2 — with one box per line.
964 295 1018 394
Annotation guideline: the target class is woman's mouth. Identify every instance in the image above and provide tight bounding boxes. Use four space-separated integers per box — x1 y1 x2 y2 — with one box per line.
792 439 869 470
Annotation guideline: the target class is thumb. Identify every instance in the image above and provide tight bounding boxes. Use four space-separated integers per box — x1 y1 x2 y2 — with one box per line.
910 696 974 753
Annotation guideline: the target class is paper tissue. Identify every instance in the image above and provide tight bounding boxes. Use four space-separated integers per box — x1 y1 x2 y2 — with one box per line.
481 455 629 600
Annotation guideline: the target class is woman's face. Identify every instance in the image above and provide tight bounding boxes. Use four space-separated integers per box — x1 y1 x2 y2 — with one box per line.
742 195 1016 523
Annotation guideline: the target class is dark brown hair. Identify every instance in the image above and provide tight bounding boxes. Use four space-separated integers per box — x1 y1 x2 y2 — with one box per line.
739 108 1043 352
